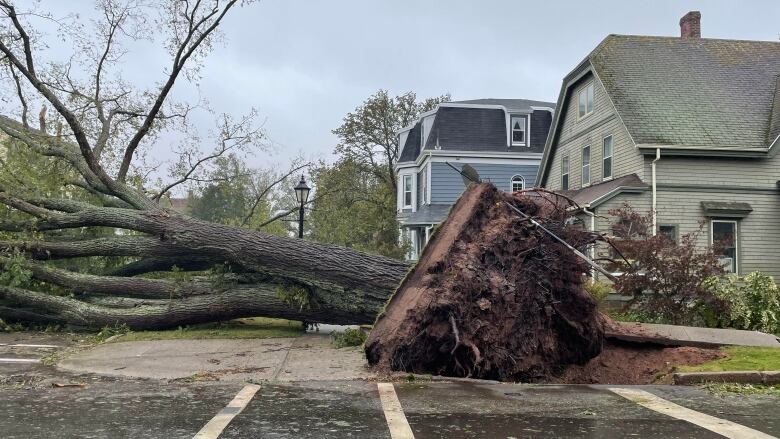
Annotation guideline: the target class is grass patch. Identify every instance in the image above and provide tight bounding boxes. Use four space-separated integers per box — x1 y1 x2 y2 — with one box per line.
678 346 780 372
702 383 780 395
331 327 367 348
115 317 305 342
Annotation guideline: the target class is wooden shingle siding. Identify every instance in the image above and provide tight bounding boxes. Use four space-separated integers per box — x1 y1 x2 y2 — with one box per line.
545 75 643 191
430 162 539 204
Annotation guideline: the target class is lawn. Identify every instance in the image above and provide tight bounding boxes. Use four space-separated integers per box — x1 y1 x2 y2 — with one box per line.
678 346 780 372
114 317 305 342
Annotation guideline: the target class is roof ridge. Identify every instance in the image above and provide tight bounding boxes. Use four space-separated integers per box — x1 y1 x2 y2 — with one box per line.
604 33 780 45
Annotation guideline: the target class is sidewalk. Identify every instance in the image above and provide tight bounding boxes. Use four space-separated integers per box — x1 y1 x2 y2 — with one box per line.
607 322 780 348
57 333 371 382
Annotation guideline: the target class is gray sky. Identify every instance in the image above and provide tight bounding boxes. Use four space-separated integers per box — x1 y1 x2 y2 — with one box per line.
27 1 780 167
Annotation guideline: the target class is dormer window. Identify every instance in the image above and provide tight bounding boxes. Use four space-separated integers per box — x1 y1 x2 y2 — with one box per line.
578 82 594 119
511 116 526 146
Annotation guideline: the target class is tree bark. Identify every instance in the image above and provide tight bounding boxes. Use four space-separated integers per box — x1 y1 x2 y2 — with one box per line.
0 211 410 330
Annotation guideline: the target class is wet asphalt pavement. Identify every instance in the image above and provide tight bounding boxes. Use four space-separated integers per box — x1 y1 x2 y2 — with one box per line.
3 335 780 438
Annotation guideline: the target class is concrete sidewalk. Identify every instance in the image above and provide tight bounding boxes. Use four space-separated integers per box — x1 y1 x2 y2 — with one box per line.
607 322 780 348
57 334 371 382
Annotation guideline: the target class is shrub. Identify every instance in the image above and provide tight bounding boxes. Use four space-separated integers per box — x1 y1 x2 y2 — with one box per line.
603 205 724 325
705 272 780 334
331 327 367 348
583 280 612 302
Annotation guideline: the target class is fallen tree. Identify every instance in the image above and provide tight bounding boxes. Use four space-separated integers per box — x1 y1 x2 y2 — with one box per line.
0 1 409 329
365 183 607 382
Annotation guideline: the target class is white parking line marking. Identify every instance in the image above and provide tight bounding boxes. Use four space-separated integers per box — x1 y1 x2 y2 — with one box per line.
1 343 60 348
0 358 41 363
609 387 777 439
378 383 415 439
193 384 260 439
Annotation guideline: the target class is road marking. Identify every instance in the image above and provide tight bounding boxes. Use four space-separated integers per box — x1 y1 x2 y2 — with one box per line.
378 383 415 439
192 384 260 439
0 358 40 363
609 387 777 439
1 343 60 348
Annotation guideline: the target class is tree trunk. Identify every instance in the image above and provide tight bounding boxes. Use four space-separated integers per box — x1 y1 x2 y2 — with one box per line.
0 212 410 330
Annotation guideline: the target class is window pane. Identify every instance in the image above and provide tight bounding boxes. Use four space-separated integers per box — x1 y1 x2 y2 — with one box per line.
587 84 594 113
562 174 569 190
403 175 412 206
561 156 569 173
582 145 590 163
511 176 524 192
659 225 677 242
579 91 586 117
713 221 737 273
603 136 612 157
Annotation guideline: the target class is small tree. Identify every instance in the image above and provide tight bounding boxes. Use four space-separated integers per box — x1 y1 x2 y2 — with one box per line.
603 204 724 325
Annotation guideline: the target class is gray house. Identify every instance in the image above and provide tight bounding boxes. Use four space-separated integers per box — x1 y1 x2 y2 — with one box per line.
538 11 780 278
396 99 555 260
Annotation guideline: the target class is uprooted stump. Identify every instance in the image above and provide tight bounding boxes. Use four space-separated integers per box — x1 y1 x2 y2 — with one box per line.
365 183 606 382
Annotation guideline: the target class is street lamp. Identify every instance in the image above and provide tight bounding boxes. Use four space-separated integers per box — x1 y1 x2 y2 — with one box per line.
294 175 311 238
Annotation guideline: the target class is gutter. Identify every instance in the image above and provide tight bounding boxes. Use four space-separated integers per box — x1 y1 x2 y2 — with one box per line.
651 148 660 236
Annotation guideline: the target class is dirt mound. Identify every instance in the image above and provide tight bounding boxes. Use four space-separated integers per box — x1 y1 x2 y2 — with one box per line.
553 341 727 384
365 183 606 382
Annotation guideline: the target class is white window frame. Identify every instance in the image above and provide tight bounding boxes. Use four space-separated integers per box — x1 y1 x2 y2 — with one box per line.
602 135 613 181
401 174 413 209
711 220 738 275
581 145 591 187
510 175 525 192
420 168 428 205
578 82 594 119
510 115 527 146
561 155 569 190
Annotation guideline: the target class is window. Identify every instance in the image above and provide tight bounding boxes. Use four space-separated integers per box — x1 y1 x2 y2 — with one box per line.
421 115 435 147
561 155 569 190
510 116 526 145
658 224 678 243
402 174 413 208
578 82 594 118
581 145 591 186
602 135 613 180
711 220 738 274
510 175 525 192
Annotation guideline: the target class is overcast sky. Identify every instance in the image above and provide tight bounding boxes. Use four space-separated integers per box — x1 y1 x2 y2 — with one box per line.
26 1 780 168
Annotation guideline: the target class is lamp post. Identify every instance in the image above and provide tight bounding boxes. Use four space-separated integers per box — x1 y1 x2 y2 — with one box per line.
294 175 311 238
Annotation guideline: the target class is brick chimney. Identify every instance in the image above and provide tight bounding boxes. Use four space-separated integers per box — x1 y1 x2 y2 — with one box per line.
679 11 701 38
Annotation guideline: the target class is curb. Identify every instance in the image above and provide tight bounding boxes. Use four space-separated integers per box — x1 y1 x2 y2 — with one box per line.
673 371 780 385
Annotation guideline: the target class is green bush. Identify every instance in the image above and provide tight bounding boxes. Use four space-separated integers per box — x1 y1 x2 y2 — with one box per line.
331 327 367 348
705 272 780 334
583 280 612 302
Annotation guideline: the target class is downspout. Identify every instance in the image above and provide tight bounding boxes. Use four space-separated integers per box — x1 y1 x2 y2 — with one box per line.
582 205 597 279
651 148 661 236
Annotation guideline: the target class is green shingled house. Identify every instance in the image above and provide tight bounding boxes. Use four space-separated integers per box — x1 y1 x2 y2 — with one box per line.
538 11 780 278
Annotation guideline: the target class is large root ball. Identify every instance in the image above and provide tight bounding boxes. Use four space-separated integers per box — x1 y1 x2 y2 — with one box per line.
365 183 605 382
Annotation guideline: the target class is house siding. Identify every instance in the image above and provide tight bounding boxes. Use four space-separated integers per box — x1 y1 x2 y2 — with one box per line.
545 74 643 191
430 162 539 204
588 188 780 280
646 154 780 189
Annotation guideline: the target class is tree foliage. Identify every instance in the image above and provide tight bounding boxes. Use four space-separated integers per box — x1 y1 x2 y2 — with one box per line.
311 90 449 257
603 204 725 325
308 158 404 258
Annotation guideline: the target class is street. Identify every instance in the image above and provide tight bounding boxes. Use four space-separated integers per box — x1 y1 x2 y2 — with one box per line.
2 335 779 439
